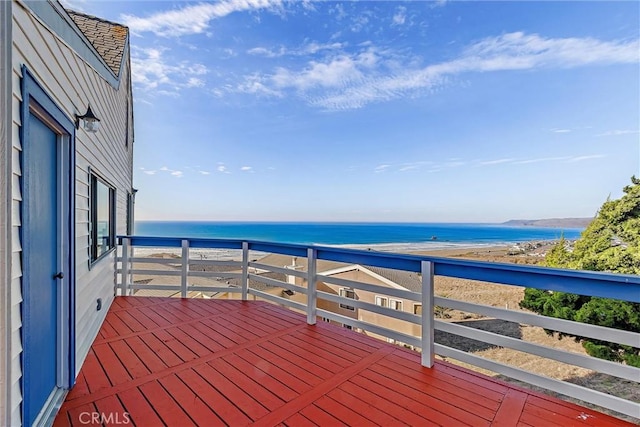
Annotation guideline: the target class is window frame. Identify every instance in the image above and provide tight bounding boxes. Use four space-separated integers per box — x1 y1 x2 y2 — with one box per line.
126 190 134 235
389 298 403 311
413 304 422 315
339 288 356 311
375 296 388 307
89 169 116 266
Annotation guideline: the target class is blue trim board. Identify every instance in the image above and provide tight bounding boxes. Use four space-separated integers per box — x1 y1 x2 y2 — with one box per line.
20 66 76 396
117 235 640 303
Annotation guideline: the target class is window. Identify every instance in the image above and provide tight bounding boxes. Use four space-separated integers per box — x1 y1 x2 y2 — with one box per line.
126 191 133 235
90 172 115 262
343 324 353 330
339 288 355 310
375 296 388 307
413 304 423 315
389 299 403 311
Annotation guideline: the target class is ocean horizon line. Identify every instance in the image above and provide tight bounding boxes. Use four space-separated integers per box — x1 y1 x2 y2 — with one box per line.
133 221 584 247
135 220 585 228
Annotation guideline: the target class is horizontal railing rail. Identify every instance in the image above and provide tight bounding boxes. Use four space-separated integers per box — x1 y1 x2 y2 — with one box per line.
115 235 640 419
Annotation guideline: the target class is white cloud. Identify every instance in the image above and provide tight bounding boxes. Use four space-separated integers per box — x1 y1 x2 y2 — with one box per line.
432 0 448 9
248 47 282 57
159 166 170 171
241 166 253 171
217 165 230 174
513 156 569 165
199 171 211 175
596 129 640 136
512 155 604 164
331 4 347 20
237 74 283 97
121 0 284 37
479 158 515 166
374 164 390 173
131 47 208 93
272 56 363 90
551 129 571 133
351 14 370 33
186 77 205 88
59 0 87 12
303 42 345 55
461 32 639 70
243 32 639 110
171 171 184 178
248 42 345 58
270 49 379 93
566 154 605 162
392 6 406 26
143 170 156 175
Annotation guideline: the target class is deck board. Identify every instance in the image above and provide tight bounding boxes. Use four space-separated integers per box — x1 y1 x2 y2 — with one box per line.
339 380 435 426
176 369 252 426
54 297 637 427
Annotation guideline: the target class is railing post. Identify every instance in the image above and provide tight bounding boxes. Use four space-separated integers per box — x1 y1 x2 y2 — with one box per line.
421 260 435 368
241 241 249 300
181 239 189 298
307 248 317 325
121 238 130 296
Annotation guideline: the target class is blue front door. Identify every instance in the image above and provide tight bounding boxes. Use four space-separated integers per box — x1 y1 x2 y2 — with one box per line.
23 113 59 426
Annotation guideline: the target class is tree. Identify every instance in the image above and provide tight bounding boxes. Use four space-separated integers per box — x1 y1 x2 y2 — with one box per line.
520 176 640 366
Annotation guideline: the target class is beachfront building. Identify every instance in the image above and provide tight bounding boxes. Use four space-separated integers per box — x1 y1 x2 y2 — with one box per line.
0 1 133 425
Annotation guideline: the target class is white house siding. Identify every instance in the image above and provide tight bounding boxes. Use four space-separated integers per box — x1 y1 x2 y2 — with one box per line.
10 2 133 424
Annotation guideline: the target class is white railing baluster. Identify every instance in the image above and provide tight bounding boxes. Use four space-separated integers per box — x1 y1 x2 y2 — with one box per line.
121 238 130 296
307 248 317 325
421 260 435 368
241 242 249 300
181 239 189 298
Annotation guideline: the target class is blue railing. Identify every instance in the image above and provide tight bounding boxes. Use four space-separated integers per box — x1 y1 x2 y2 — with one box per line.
116 235 640 419
119 235 640 302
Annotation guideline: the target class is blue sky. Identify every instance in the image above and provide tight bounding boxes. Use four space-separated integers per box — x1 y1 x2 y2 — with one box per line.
69 1 639 222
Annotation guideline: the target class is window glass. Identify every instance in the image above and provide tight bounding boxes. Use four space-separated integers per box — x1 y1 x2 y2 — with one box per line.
91 173 115 262
390 299 403 311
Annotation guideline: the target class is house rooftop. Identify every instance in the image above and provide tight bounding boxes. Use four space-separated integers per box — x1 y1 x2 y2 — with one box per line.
256 253 423 292
66 10 128 76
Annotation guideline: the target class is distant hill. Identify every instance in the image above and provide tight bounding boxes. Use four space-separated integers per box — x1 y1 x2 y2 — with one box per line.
502 218 592 228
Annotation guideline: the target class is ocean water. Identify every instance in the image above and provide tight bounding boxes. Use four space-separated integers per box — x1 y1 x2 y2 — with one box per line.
134 222 583 252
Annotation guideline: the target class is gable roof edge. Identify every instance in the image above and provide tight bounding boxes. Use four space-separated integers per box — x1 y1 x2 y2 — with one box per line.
23 0 122 89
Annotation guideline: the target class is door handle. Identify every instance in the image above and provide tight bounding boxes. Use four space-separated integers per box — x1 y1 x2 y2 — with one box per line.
53 272 64 280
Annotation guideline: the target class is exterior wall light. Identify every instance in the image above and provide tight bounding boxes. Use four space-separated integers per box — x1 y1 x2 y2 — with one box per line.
75 104 100 133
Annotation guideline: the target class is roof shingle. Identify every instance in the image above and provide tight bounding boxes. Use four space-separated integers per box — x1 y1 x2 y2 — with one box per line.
66 10 128 76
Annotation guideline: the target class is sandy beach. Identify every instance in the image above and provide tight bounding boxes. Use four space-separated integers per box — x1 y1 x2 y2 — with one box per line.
408 239 559 264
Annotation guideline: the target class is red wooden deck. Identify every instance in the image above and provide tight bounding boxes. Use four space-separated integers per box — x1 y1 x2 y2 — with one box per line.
54 297 634 426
